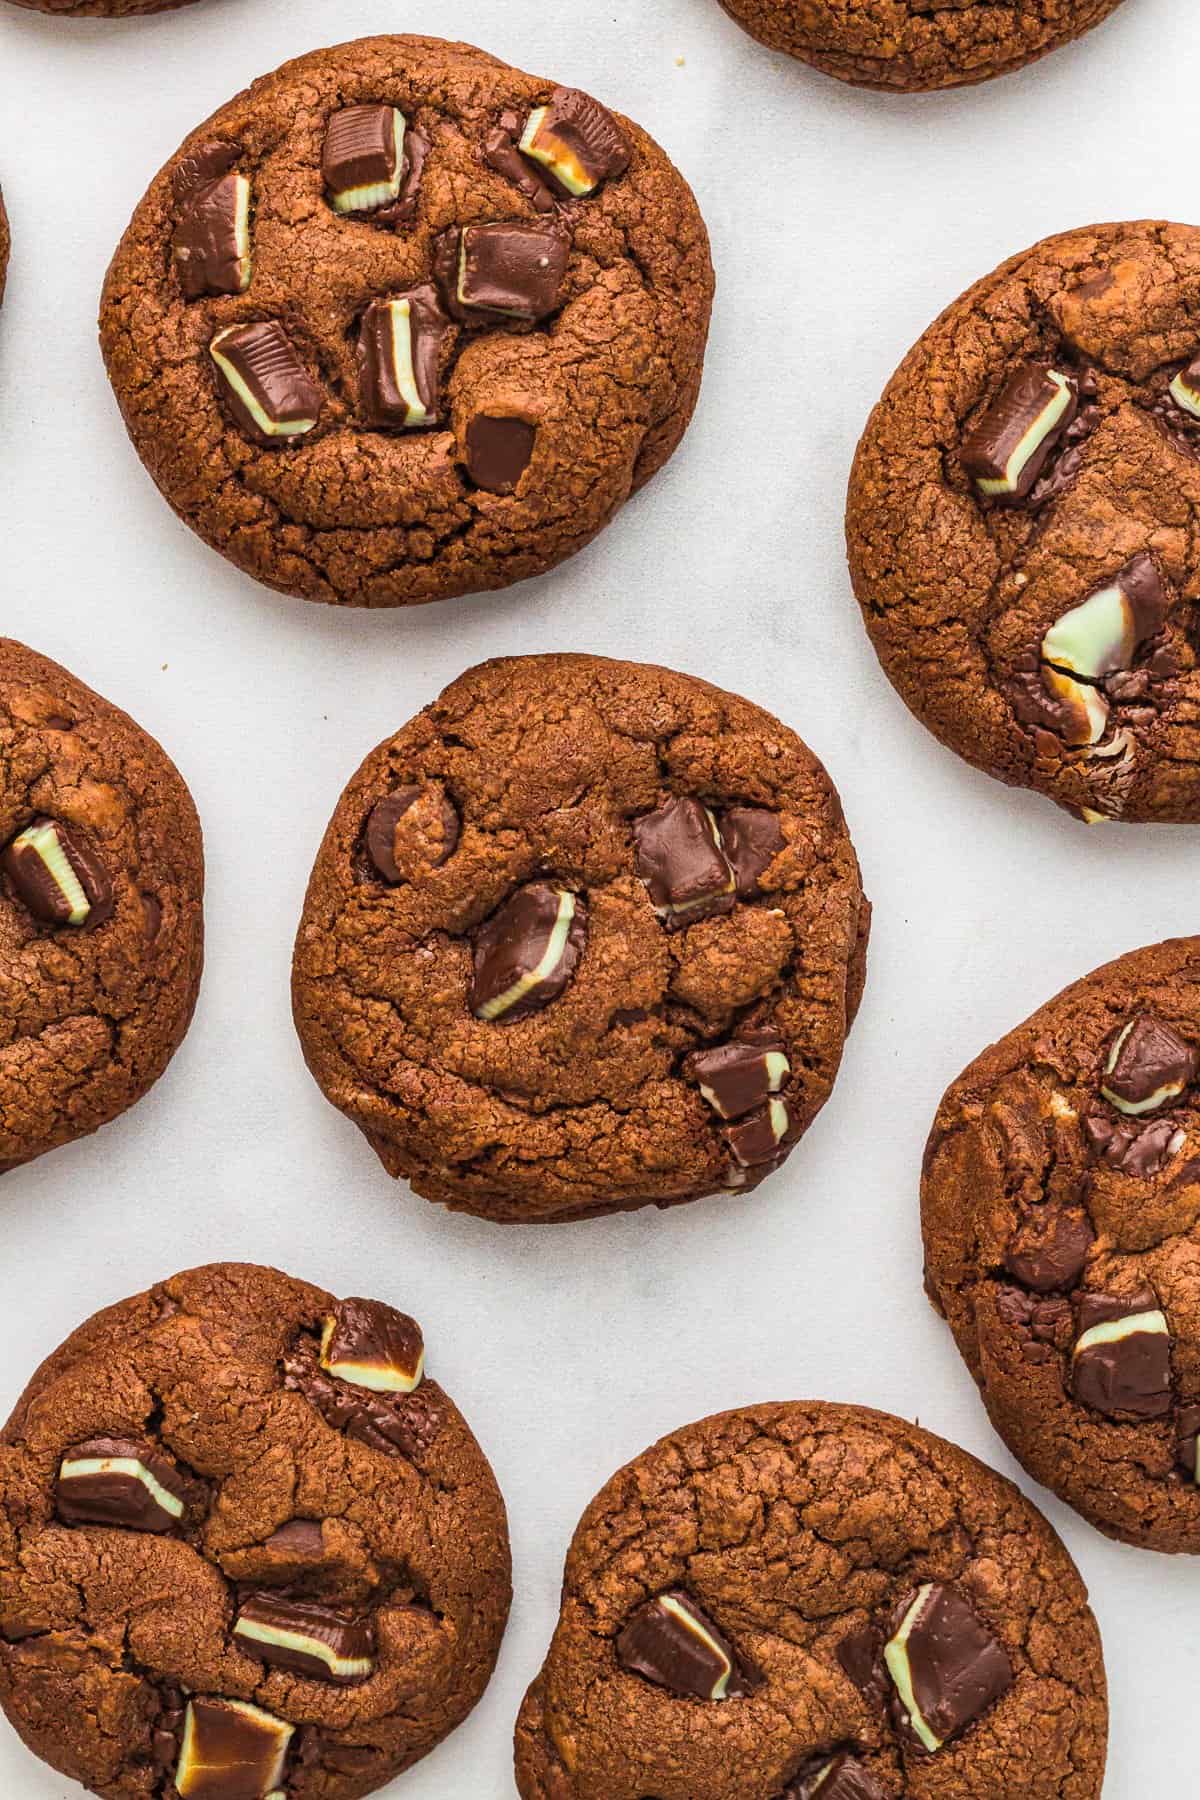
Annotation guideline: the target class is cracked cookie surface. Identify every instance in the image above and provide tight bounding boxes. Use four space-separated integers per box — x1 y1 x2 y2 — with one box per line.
0 1261 511 1796
846 221 1200 823
0 640 203 1172
514 1401 1107 1798
99 35 714 609
923 935 1200 1552
291 653 869 1224
717 0 1126 89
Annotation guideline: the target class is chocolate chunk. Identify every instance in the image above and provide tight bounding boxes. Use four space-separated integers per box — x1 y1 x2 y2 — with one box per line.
323 105 407 214
883 1582 1012 1753
173 171 251 300
1042 556 1170 694
265 1519 324 1557
1101 1013 1198 1115
320 1298 424 1394
174 1696 293 1798
465 415 537 493
485 114 558 211
1169 351 1200 418
836 1624 888 1709
632 796 736 929
725 1097 795 1168
470 884 587 1022
1175 1404 1200 1482
56 1436 194 1533
172 140 239 204
365 784 459 881
2 818 113 928
1002 1206 1093 1293
209 321 322 447
357 286 451 429
438 221 569 322
283 1343 442 1462
720 806 784 897
960 363 1078 501
1072 1289 1172 1418
518 87 631 197
1007 654 1103 745
615 1589 752 1700
1083 1113 1184 1178
786 1753 890 1800
690 1032 790 1120
233 1593 374 1685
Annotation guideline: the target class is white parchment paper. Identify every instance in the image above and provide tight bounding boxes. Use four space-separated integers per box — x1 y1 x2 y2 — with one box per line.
0 0 1194 1790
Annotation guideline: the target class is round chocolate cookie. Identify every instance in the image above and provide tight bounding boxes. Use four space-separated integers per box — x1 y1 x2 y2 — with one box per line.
99 36 713 609
515 1401 1108 1797
0 640 203 1172
0 1262 511 1796
292 654 869 1224
716 0 1125 90
923 936 1200 1553
846 220 1200 823
4 0 195 16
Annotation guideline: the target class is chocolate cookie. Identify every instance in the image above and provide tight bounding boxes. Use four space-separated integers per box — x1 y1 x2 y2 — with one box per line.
0 1262 511 1795
845 220 1200 823
716 0 1125 90
4 0 194 15
515 1401 1107 1797
292 653 869 1224
923 936 1200 1552
0 189 8 306
99 36 713 609
0 641 203 1171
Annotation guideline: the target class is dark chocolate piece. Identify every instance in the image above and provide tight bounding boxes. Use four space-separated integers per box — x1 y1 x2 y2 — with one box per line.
1100 1013 1198 1115
836 1624 888 1709
357 285 451 429
320 1298 424 1394
172 140 239 205
786 1752 890 1800
518 87 631 197
465 415 537 493
470 884 587 1022
960 363 1078 501
323 104 406 213
173 171 251 300
1176 1404 1200 1482
438 222 569 322
690 1032 790 1121
720 805 784 897
1083 1113 1185 1178
233 1592 374 1685
616 1589 751 1700
1002 1206 1093 1293
725 1098 795 1168
1072 1288 1172 1418
174 1696 293 1798
2 818 113 928
56 1436 194 1533
884 1582 1012 1753
365 784 459 881
632 796 736 930
485 112 558 211
265 1519 324 1557
209 321 322 447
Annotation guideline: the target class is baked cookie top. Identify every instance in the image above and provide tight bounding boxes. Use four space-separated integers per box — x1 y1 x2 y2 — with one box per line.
292 653 869 1224
100 36 714 609
0 1262 511 1797
0 640 203 1171
515 1401 1107 1798
924 936 1200 1552
848 221 1200 823
717 0 1125 90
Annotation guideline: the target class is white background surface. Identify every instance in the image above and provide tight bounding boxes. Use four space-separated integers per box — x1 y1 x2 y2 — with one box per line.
0 0 1196 1791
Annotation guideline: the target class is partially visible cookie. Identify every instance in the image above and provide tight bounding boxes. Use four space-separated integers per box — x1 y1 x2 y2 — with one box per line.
4 0 196 16
0 1262 512 1796
515 1401 1108 1797
292 653 869 1223
924 936 1200 1552
0 641 203 1171
848 221 1200 822
717 0 1126 89
0 188 8 305
100 35 713 608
